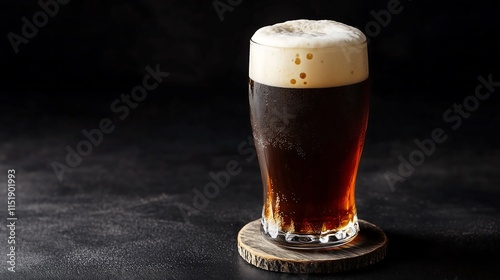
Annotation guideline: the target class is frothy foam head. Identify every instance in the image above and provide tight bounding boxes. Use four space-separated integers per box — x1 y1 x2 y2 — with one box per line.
249 19 368 88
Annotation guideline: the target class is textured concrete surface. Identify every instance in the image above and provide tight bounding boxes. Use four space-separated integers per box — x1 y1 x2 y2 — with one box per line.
0 89 498 279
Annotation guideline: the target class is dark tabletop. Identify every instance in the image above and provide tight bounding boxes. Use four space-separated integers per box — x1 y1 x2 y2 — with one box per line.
0 87 499 280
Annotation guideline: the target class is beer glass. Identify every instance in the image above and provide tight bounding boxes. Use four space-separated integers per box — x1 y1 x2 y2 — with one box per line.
248 19 369 248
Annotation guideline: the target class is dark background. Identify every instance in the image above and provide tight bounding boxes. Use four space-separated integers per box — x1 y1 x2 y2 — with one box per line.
1 0 498 138
0 0 499 279
0 0 498 94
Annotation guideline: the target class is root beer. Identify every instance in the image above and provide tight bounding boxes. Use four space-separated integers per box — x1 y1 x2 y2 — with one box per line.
249 19 370 248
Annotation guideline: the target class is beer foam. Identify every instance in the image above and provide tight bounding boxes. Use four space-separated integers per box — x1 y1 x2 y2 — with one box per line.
250 19 368 88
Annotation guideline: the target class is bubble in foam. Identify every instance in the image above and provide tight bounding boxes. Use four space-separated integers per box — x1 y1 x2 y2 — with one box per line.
249 19 369 89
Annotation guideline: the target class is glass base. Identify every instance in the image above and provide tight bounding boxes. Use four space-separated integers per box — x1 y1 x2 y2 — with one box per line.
261 215 360 250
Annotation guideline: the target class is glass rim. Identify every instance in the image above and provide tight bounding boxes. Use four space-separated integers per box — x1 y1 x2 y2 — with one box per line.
249 38 367 49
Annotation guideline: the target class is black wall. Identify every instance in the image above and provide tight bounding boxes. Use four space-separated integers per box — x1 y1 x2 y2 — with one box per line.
1 0 498 97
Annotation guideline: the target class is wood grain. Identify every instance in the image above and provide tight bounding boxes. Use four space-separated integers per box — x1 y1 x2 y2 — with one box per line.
237 219 387 274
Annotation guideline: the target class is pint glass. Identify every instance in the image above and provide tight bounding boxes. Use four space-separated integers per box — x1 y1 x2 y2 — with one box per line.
248 20 369 248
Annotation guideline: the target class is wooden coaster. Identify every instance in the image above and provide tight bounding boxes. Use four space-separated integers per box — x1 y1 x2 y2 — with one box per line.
237 219 387 274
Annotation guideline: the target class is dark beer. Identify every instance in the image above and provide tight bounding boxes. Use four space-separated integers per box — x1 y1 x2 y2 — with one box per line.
249 19 369 248
249 79 369 240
